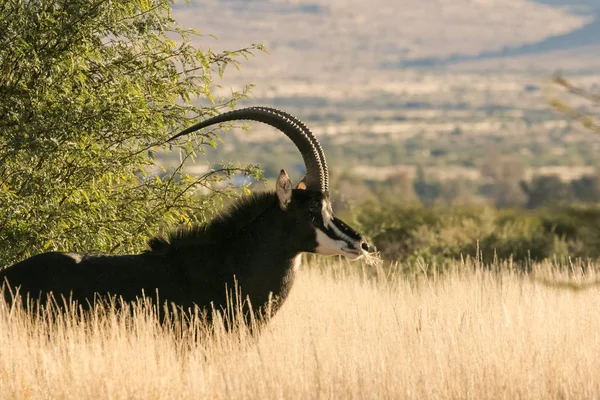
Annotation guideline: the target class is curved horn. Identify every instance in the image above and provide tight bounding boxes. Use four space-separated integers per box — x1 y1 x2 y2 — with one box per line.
167 107 325 192
247 106 329 193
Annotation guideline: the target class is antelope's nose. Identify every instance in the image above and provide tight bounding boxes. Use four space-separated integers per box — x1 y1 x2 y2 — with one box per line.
361 241 372 253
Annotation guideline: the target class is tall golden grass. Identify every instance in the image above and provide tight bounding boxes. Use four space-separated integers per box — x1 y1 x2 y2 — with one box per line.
2 259 600 399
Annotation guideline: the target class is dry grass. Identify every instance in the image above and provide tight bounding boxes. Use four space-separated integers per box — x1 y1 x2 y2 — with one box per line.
2 259 600 399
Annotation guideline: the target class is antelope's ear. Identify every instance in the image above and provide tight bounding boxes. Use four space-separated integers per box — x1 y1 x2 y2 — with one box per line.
276 169 292 210
296 175 307 190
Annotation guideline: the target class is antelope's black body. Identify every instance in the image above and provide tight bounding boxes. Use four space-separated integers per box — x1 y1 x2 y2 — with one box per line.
0 107 372 321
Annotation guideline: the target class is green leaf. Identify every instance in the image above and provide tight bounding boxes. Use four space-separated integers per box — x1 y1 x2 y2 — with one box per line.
0 0 259 265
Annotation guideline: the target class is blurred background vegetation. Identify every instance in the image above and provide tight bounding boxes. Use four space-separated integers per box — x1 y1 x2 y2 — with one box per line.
3 0 600 270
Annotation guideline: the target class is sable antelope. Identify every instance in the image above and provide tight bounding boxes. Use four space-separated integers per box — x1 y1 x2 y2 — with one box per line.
0 107 373 321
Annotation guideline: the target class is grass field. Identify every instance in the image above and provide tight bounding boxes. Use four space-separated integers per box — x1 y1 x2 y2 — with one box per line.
1 259 600 399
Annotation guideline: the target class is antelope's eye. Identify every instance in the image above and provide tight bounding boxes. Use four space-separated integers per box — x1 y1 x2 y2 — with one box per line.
309 200 321 213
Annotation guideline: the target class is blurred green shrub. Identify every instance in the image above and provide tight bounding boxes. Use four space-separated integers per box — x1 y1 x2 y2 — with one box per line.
350 200 600 265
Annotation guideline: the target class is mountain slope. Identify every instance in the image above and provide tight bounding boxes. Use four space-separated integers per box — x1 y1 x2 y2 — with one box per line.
174 0 588 80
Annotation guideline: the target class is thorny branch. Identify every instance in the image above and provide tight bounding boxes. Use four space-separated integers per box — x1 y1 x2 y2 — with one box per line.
548 73 600 134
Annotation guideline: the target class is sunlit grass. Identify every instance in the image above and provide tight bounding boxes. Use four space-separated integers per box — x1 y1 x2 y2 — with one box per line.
2 259 600 399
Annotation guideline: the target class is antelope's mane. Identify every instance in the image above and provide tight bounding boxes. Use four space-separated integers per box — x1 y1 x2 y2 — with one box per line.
146 191 277 254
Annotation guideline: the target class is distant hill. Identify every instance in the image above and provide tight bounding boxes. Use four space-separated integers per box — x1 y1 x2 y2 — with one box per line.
175 0 592 80
532 0 600 13
404 9 600 69
444 0 600 72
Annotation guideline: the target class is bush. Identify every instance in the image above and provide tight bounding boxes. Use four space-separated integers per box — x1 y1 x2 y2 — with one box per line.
0 0 263 266
352 201 600 265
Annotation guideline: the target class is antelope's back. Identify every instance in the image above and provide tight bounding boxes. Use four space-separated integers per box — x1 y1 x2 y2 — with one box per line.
0 252 171 307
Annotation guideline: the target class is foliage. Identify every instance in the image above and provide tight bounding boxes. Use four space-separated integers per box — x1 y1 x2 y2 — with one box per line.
520 175 574 208
549 73 600 134
0 0 264 266
351 201 600 266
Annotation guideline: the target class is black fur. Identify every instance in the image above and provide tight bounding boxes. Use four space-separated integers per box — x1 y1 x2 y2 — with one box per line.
0 190 337 322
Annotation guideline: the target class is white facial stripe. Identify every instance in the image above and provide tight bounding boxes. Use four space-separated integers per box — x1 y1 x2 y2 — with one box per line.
321 200 359 248
321 200 333 226
315 229 347 255
315 229 364 260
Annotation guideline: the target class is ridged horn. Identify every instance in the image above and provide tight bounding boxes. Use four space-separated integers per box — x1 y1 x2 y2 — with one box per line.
247 106 329 193
167 107 326 192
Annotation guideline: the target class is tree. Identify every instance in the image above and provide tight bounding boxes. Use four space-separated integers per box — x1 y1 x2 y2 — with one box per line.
520 175 574 209
572 174 600 203
0 0 264 266
413 165 440 206
479 149 526 208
